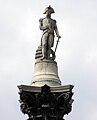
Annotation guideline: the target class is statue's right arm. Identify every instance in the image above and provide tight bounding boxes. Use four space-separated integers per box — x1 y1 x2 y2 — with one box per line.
39 18 49 30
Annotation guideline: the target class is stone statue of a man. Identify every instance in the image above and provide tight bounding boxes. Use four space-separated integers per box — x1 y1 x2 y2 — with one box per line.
39 6 61 60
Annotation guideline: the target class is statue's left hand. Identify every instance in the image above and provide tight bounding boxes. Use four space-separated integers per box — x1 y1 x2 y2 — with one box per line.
58 35 61 39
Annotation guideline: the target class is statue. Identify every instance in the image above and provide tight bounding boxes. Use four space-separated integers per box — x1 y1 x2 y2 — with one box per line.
35 6 61 60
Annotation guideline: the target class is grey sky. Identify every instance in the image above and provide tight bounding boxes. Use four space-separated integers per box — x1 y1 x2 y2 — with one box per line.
0 0 97 120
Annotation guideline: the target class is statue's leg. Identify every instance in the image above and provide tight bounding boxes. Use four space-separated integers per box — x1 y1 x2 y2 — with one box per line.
41 33 48 59
48 35 54 59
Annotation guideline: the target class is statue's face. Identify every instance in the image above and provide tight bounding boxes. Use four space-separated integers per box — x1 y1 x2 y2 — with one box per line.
46 11 51 17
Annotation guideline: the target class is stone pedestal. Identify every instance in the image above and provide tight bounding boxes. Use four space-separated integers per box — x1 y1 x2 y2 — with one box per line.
18 59 74 120
31 60 61 86
18 60 74 120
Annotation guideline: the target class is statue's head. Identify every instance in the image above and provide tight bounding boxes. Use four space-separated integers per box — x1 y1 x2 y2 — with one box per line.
43 5 55 14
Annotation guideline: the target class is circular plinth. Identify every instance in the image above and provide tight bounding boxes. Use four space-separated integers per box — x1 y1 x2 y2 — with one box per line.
31 60 61 86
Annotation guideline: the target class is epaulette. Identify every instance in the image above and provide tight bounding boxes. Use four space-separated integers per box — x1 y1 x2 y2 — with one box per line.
53 19 57 23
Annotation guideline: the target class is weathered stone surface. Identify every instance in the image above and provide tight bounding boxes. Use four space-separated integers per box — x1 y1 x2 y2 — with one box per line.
35 46 55 60
17 6 74 120
18 84 74 93
38 6 61 60
31 60 61 86
18 84 74 120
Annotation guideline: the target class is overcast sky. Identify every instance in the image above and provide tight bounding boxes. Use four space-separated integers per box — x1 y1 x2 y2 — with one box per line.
0 0 97 120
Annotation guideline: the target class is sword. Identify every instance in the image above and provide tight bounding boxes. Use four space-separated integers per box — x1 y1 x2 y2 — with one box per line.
54 36 61 53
